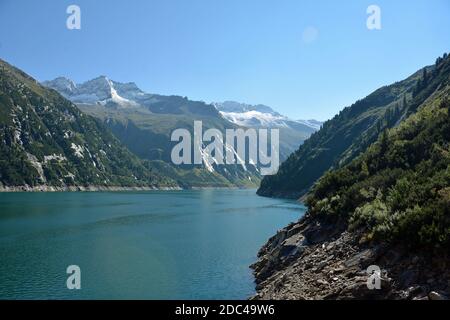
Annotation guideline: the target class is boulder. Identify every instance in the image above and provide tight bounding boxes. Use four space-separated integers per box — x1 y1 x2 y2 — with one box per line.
429 291 448 300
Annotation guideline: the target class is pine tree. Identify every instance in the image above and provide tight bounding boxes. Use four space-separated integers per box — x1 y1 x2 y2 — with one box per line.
423 68 428 85
376 120 382 133
413 78 421 97
379 129 389 162
440 96 450 111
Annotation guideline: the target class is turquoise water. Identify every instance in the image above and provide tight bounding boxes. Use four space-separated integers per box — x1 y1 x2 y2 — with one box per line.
0 189 304 299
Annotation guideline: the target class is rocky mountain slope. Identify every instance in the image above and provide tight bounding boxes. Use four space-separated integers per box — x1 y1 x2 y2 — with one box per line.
257 63 430 199
252 214 449 300
215 101 322 161
44 77 320 188
43 76 262 188
0 59 178 190
252 53 450 300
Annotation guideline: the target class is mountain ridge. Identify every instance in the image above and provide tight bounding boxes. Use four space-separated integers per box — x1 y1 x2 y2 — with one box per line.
0 58 178 190
44 76 321 187
44 76 263 187
257 61 430 199
214 100 322 130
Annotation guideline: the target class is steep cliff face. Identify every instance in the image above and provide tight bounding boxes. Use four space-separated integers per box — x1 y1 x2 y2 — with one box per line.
252 53 450 300
251 214 449 300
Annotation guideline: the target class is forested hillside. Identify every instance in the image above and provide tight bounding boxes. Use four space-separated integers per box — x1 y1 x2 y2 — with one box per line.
306 53 450 246
0 59 177 190
253 54 450 300
257 60 438 199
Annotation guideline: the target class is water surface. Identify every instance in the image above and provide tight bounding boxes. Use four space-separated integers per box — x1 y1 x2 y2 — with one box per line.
0 189 304 299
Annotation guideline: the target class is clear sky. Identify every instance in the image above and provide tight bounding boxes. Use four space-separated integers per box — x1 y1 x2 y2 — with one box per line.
0 0 449 121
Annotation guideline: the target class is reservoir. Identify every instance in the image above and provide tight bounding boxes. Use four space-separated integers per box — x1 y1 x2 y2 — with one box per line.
0 189 304 299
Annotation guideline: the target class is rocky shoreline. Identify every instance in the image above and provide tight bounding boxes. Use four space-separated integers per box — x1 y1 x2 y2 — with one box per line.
0 185 252 192
256 188 304 200
251 212 450 300
0 185 183 192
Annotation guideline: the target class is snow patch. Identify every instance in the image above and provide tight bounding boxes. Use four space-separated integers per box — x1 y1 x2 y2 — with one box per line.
220 110 289 128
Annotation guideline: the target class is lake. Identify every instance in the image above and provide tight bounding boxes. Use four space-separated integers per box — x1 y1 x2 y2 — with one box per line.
0 189 304 299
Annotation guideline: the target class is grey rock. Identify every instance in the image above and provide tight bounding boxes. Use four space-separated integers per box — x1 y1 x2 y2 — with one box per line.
429 291 448 300
316 279 329 286
344 249 375 268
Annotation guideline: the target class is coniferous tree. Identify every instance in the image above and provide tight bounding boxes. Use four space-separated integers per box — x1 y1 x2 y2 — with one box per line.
379 129 389 162
423 68 428 85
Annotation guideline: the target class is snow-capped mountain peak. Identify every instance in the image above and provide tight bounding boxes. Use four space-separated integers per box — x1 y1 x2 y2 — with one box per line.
112 81 145 100
43 76 140 108
42 77 77 97
214 101 322 131
219 110 289 128
214 101 281 116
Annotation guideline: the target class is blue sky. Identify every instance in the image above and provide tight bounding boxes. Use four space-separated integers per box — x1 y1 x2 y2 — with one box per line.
0 0 449 120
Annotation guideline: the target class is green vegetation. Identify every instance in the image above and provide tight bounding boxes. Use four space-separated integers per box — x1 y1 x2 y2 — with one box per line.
0 59 177 188
306 53 450 246
77 105 262 188
258 61 428 198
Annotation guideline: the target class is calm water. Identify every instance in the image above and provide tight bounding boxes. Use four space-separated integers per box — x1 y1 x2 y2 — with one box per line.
0 189 304 299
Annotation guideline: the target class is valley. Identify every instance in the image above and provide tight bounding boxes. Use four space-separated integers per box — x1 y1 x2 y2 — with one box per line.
42 75 321 189
0 52 449 301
